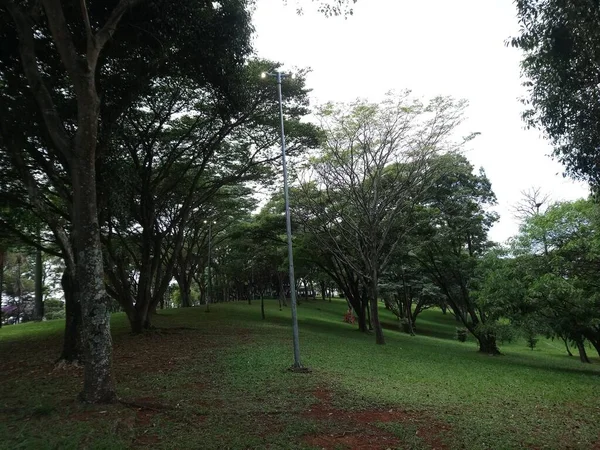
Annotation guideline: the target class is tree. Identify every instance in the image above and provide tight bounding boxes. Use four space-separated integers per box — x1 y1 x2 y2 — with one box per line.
517 199 600 360
0 0 254 402
511 1 600 186
380 258 443 335
480 199 600 362
298 92 471 344
411 154 500 354
513 187 551 221
99 59 317 331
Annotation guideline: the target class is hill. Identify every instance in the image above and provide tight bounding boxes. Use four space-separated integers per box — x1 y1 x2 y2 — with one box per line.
1 298 599 449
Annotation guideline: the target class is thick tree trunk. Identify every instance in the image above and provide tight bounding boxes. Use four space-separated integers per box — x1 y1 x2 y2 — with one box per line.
260 292 265 320
179 280 191 308
72 150 116 403
476 333 501 355
320 280 326 301
575 339 591 363
59 269 82 362
356 308 367 332
130 305 150 334
582 331 600 357
33 246 44 321
359 294 370 331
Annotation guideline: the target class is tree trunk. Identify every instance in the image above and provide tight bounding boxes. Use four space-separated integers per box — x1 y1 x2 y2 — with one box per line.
589 339 600 358
575 339 591 363
320 280 326 301
260 292 265 320
72 150 116 403
582 331 600 357
33 246 44 321
303 279 309 302
561 336 573 357
278 274 287 307
0 249 4 328
405 298 415 336
356 308 367 332
131 305 150 334
365 298 372 330
59 268 82 363
476 333 500 355
370 275 385 345
179 280 191 308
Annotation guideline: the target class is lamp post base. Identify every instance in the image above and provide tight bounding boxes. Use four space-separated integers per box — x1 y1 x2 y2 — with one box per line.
287 365 311 373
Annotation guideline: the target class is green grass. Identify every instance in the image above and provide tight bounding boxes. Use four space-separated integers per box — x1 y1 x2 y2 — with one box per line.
1 298 599 449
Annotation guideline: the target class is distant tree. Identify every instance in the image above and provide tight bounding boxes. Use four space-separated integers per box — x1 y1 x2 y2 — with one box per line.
100 60 317 332
44 298 65 321
411 154 500 354
481 199 600 362
518 199 600 361
512 187 551 221
297 93 471 345
1 251 35 323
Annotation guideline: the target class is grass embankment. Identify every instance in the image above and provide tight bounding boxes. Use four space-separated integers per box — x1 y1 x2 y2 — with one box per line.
0 299 598 449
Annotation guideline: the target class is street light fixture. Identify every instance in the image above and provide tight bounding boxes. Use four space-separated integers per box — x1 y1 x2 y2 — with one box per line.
204 220 216 312
261 69 303 370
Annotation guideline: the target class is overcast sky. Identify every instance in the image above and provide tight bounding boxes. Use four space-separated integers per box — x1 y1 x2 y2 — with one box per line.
251 0 589 242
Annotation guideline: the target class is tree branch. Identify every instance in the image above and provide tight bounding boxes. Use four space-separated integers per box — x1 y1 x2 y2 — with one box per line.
1 0 72 158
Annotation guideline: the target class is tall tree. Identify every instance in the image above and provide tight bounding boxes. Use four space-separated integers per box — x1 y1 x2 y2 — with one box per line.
101 60 317 331
511 1 600 186
0 0 253 402
411 153 500 353
298 92 471 344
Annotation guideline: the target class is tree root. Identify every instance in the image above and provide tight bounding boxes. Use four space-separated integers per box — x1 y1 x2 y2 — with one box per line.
53 359 83 371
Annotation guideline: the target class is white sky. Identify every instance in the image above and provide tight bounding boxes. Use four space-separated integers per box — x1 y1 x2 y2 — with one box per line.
251 0 589 243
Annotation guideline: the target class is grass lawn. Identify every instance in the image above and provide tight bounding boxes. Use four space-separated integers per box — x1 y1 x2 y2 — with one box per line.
1 298 599 449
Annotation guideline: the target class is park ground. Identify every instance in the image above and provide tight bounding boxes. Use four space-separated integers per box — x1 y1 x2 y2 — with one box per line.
1 298 599 450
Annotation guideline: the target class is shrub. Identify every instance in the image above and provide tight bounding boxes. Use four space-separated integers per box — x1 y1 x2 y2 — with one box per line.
526 335 539 350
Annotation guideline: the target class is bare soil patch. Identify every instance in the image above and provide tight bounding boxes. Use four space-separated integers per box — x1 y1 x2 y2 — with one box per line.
303 387 451 450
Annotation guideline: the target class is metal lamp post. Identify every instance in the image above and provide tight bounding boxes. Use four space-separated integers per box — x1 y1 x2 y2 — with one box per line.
204 220 216 312
261 70 302 369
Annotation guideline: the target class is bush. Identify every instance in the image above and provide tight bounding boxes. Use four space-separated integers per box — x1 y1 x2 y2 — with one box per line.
456 327 468 342
526 335 539 350
44 298 65 320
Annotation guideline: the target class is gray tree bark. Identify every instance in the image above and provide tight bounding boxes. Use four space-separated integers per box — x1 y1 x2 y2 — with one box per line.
33 246 44 321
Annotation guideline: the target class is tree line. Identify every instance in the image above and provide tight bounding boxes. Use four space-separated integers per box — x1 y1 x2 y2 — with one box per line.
2 0 600 405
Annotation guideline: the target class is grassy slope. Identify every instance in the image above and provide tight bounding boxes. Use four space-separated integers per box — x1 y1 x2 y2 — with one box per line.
0 298 598 449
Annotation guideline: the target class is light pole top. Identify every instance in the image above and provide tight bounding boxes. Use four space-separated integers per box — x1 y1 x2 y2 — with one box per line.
261 71 296 80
